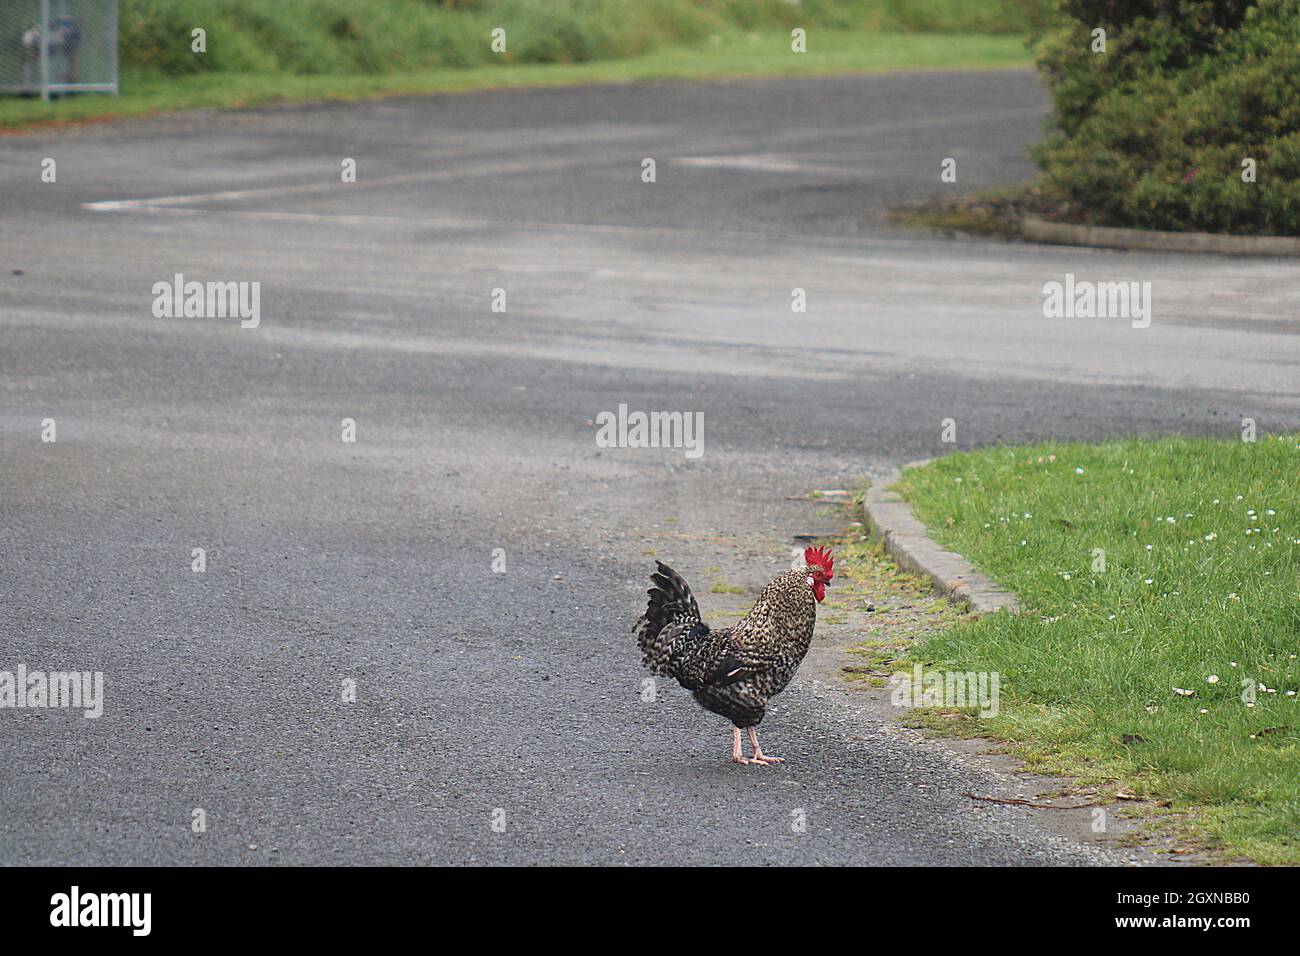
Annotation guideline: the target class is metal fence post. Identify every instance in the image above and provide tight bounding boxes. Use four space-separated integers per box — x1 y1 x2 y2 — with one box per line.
109 0 118 95
39 0 50 101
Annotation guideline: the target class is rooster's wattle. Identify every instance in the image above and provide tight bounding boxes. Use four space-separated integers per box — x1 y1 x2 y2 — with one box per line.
634 546 834 765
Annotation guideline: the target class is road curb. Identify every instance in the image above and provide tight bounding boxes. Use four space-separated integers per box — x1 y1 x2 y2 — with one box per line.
863 461 1021 615
1022 216 1300 258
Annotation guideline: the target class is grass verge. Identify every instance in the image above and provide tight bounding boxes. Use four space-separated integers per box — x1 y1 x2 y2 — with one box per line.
888 178 1084 240
826 519 968 657
891 435 1300 864
0 30 1030 132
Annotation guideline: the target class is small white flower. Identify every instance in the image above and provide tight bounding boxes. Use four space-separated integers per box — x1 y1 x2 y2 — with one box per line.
1204 532 1217 541
1199 708 1208 715
1144 578 1154 585
1206 675 1219 684
1075 467 1085 474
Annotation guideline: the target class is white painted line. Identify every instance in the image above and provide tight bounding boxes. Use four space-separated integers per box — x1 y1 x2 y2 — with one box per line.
673 154 865 175
83 155 586 211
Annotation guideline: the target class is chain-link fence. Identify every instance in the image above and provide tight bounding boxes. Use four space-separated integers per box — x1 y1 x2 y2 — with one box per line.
0 0 118 100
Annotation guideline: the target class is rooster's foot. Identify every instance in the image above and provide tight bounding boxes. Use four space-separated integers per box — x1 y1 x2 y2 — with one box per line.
729 726 753 764
746 727 783 765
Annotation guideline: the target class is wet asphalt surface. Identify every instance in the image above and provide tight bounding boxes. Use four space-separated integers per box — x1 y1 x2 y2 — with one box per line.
2 70 1298 865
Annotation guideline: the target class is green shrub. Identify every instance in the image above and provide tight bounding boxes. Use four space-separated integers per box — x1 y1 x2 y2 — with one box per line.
118 0 1047 78
1033 0 1300 234
792 0 1054 33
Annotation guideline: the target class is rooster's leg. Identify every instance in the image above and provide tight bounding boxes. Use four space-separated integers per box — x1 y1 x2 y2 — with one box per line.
729 726 753 764
747 726 784 765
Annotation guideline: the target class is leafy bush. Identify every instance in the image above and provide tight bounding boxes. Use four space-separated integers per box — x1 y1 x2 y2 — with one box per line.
118 0 1050 78
1033 0 1300 234
798 0 1055 33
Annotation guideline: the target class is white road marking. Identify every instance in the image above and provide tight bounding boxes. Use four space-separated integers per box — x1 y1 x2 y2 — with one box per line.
83 154 589 211
83 107 1044 212
673 154 866 175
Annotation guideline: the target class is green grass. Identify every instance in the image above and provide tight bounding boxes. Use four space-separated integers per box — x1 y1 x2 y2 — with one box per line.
0 29 1030 132
708 576 746 594
895 434 1300 864
890 180 1057 238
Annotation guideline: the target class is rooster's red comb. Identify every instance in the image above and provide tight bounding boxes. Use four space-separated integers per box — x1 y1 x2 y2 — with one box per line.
804 545 834 578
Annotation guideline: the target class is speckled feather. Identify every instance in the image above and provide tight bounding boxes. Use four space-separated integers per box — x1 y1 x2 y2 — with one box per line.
634 561 818 728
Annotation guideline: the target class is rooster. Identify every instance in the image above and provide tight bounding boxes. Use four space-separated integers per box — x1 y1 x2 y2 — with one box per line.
635 546 834 765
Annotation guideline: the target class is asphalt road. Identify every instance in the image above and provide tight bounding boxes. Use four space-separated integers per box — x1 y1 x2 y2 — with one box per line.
2 70 1298 865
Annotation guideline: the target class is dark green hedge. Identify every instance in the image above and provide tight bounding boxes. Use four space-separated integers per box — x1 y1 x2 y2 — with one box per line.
1033 0 1300 235
118 0 1054 77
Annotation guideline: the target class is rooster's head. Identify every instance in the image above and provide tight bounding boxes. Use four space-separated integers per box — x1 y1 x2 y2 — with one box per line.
803 546 834 602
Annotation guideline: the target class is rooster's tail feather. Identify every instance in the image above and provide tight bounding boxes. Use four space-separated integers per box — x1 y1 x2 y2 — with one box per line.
635 561 704 676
